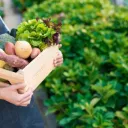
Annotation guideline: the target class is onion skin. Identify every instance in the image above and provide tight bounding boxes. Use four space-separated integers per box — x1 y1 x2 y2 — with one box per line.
5 42 15 55
31 48 41 59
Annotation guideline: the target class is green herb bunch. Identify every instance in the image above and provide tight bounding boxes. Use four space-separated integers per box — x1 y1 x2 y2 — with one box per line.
16 18 61 51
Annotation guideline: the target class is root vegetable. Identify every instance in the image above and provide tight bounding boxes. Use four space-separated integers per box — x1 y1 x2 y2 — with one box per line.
31 48 41 59
4 54 29 69
0 60 6 68
0 51 29 69
5 42 15 55
15 41 32 59
3 64 14 71
0 49 6 68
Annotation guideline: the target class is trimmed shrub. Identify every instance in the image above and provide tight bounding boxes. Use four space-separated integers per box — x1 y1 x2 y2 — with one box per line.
12 0 44 12
24 0 128 127
0 1 4 17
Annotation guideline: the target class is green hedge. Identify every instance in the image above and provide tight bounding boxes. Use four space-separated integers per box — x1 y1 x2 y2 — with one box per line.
24 0 128 127
0 10 4 17
0 1 4 17
12 0 45 12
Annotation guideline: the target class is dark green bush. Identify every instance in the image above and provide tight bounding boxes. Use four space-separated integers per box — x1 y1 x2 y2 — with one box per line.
0 1 4 17
0 10 4 17
24 0 128 127
12 0 45 12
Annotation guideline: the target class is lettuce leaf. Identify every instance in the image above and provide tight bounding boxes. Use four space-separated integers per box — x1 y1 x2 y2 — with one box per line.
16 18 61 51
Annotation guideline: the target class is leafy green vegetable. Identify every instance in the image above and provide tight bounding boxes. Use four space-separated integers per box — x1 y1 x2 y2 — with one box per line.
16 18 61 51
0 34 15 49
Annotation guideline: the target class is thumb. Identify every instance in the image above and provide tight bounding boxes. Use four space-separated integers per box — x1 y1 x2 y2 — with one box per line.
58 44 62 49
11 83 26 90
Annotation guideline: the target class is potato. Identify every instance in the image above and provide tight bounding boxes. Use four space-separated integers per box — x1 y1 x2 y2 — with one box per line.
3 64 14 71
5 42 15 55
0 48 6 68
0 60 6 68
4 54 29 69
31 48 41 59
15 41 32 59
0 50 29 69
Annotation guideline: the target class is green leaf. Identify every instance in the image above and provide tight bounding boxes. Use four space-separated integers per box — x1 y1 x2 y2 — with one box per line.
115 111 126 120
90 97 100 107
22 0 128 127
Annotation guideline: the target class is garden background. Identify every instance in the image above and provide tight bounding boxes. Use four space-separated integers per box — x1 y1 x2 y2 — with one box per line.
1 0 128 128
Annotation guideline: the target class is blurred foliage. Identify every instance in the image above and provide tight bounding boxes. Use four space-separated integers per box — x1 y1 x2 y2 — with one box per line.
0 0 4 17
0 10 4 17
124 0 128 6
12 0 45 12
24 0 128 127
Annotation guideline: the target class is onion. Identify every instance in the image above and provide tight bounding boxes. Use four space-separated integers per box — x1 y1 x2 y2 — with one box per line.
15 41 32 59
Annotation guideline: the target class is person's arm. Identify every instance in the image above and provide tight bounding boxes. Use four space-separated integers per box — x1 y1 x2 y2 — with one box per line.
0 83 33 107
